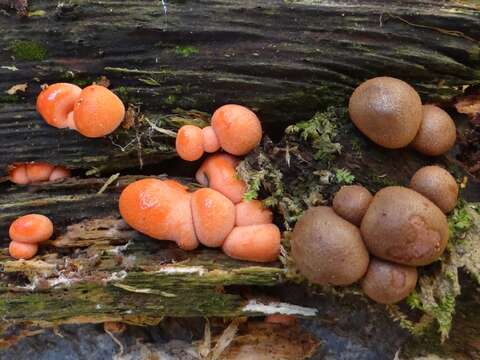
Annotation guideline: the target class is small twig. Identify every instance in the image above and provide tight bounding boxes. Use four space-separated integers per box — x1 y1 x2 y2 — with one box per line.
198 318 211 359
97 173 120 194
209 318 245 360
105 329 124 356
143 117 177 138
52 326 64 338
135 120 144 169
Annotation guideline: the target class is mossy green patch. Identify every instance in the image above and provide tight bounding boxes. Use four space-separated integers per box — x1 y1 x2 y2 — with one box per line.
448 201 474 241
285 108 342 164
0 94 20 104
165 94 177 105
334 168 355 184
9 40 47 61
175 46 199 57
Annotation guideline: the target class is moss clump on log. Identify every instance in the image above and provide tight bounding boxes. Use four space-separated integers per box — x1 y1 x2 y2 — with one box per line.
8 40 47 61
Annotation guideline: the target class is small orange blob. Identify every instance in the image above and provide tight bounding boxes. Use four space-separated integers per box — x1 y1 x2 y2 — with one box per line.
222 224 281 262
235 200 273 226
26 162 55 182
8 164 29 185
191 188 235 247
49 166 71 181
9 214 54 244
9 241 39 260
73 85 125 138
119 178 198 250
195 154 247 204
201 126 221 153
211 104 262 155
36 83 82 129
8 163 70 184
176 125 205 161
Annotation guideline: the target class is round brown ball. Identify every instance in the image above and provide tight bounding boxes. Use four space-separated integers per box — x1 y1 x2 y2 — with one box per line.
361 258 418 304
332 185 373 226
291 206 369 286
360 186 448 266
410 105 456 156
349 77 422 149
410 165 458 213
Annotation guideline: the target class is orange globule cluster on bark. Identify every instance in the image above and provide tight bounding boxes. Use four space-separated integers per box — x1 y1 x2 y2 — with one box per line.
120 104 280 263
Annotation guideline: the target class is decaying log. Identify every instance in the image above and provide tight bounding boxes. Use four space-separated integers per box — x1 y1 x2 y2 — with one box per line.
0 0 479 175
0 176 316 327
1 0 480 358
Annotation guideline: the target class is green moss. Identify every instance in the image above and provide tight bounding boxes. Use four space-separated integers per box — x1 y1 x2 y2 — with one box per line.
285 108 342 164
9 40 47 61
334 168 355 184
175 46 199 57
0 94 20 104
350 138 363 158
165 94 177 105
114 86 129 98
448 201 473 241
243 171 263 201
238 152 304 228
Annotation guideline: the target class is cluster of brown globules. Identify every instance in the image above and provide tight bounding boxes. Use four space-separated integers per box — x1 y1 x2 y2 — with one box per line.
290 76 460 304
120 105 281 262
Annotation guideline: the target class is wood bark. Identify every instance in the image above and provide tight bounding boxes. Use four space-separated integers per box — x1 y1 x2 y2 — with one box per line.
0 0 479 175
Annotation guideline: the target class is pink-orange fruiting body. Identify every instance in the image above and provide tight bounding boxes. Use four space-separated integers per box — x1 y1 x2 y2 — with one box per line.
222 224 281 262
36 83 82 129
119 178 198 250
201 126 221 153
191 188 235 247
9 214 54 244
73 85 125 138
211 104 262 155
235 200 273 226
9 241 39 260
195 154 247 204
176 125 205 161
8 163 70 185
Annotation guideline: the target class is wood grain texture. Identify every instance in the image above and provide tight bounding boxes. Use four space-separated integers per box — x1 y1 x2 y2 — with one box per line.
0 0 478 175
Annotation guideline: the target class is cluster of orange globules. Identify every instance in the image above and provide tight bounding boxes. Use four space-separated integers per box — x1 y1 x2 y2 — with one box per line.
8 85 279 263
36 83 125 138
120 105 281 262
8 214 53 259
6 83 124 259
